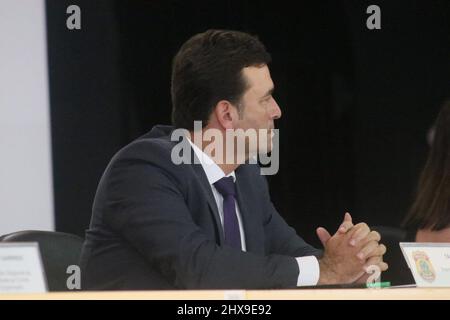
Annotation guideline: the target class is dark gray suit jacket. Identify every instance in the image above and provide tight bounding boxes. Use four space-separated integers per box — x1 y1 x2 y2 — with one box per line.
80 125 321 290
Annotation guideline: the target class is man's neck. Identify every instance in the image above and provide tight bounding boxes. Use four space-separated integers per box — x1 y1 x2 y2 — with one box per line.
188 129 240 176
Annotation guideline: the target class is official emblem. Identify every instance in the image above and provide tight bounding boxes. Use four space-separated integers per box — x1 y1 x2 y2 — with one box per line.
412 250 436 282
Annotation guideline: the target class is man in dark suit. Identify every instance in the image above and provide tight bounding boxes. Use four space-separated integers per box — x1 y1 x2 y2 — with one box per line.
80 29 387 290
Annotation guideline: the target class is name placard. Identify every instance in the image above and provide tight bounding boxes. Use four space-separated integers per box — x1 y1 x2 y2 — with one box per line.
0 243 47 293
400 242 450 287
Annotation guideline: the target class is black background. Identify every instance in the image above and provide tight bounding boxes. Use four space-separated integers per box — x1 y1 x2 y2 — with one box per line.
46 0 450 247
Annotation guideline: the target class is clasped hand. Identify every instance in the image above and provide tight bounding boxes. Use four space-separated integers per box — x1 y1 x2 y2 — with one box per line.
316 213 388 285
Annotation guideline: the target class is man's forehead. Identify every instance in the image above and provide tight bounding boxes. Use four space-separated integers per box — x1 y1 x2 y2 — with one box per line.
242 65 274 94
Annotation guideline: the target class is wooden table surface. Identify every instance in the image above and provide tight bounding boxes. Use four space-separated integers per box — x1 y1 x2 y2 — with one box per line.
1 288 450 300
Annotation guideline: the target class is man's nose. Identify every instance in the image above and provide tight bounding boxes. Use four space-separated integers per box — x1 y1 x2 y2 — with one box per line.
271 100 282 119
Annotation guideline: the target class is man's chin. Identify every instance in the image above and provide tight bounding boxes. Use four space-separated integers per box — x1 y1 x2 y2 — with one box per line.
257 143 272 155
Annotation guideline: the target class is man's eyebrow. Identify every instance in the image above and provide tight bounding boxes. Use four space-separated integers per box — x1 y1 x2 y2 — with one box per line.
261 87 274 99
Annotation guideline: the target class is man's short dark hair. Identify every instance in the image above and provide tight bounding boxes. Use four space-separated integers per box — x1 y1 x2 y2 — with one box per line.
171 29 271 130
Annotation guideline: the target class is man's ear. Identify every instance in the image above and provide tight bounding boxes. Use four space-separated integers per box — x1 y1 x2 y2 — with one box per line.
213 100 237 130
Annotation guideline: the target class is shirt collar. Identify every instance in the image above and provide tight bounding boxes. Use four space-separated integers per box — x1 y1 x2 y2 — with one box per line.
187 136 236 185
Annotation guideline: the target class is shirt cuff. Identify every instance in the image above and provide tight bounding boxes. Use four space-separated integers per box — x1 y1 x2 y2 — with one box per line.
295 256 320 286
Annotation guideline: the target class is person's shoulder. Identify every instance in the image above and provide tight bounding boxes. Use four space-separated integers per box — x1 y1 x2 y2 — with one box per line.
115 125 177 162
97 125 196 193
103 125 192 180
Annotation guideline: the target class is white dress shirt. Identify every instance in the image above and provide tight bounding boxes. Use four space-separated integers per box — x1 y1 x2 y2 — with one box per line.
187 138 319 286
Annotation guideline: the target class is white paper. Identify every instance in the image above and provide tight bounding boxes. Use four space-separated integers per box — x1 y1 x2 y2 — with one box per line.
0 243 47 293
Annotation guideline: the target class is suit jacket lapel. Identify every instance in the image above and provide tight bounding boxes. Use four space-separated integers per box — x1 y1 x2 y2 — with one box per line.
235 169 265 255
169 133 225 245
191 156 225 245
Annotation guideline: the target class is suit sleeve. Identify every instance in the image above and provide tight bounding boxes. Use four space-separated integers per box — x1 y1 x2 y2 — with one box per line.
102 159 300 289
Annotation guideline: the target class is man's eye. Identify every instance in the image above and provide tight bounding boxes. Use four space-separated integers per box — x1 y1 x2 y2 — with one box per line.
262 96 272 103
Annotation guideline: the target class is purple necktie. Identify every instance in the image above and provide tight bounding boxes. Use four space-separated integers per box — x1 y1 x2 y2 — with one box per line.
213 176 242 250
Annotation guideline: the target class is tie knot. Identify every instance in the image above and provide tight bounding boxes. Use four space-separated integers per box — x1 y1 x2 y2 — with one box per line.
213 176 236 197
